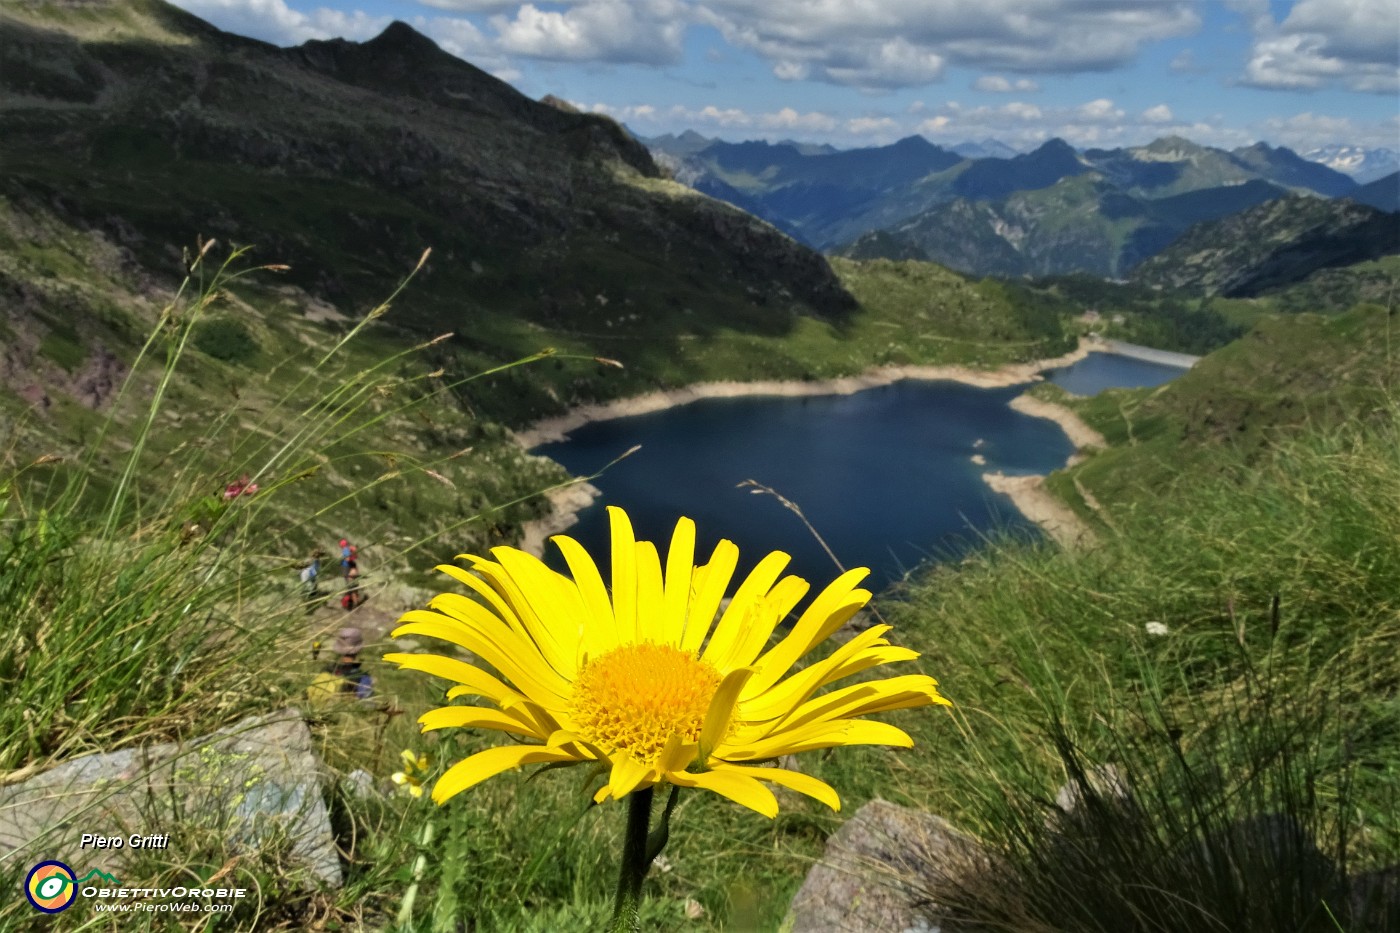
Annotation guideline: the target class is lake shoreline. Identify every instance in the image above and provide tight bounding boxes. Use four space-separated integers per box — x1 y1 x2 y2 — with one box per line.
981 472 1096 549
514 339 1116 558
513 341 1094 449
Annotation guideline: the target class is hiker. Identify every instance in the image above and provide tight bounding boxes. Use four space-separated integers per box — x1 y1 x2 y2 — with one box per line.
300 549 323 599
339 537 358 580
306 627 373 707
340 566 365 611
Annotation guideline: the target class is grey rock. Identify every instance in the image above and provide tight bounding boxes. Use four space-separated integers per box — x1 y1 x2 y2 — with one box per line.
787 799 985 933
340 768 378 800
0 709 342 886
1053 763 1131 816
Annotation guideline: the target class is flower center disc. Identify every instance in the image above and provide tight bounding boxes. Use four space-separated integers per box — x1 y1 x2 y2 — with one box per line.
571 643 720 762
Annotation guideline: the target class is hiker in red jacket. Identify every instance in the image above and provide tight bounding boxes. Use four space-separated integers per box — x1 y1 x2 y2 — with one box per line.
339 537 358 580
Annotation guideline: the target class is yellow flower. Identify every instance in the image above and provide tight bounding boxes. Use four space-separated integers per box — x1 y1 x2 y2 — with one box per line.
392 749 430 798
385 507 950 817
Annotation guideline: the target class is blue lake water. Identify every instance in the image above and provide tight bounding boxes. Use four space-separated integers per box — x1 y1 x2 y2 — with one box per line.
535 353 1189 590
1045 352 1188 396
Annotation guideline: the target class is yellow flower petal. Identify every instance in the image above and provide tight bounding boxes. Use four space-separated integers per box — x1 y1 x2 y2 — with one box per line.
432 744 579 804
434 562 520 636
633 540 666 643
744 567 871 698
419 705 550 740
606 755 654 800
775 674 950 734
710 574 809 672
722 720 915 761
551 533 615 644
701 550 790 667
713 765 841 812
679 539 739 653
741 625 904 722
383 652 526 708
393 611 570 706
659 516 696 646
482 548 583 677
699 666 753 762
666 768 778 818
607 505 639 646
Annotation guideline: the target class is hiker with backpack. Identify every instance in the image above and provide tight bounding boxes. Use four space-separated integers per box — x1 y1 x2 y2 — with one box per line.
306 626 373 707
339 537 358 580
299 549 324 600
341 566 366 611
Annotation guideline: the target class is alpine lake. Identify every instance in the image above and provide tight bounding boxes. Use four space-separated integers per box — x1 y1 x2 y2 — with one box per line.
534 352 1187 590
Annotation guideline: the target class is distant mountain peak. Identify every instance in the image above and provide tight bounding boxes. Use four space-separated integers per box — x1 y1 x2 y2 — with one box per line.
951 138 1019 160
1304 145 1400 185
889 135 939 153
540 94 580 113
1139 136 1209 157
1034 137 1075 152
369 20 436 50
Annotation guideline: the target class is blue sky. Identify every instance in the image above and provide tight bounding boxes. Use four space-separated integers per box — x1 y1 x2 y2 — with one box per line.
171 0 1398 152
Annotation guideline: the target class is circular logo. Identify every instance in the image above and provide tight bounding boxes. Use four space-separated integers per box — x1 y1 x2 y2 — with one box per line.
25 861 77 913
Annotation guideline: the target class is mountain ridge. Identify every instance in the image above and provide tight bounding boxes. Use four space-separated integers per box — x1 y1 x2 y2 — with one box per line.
653 129 1360 270
1130 196 1399 296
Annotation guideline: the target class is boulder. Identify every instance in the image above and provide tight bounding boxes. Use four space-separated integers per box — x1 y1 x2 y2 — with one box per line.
787 799 985 933
0 709 341 886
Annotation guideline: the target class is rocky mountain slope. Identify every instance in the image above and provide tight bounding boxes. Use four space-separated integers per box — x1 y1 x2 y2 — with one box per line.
654 131 1357 268
1 0 856 428
1350 171 1400 213
836 175 1292 279
1130 196 1399 297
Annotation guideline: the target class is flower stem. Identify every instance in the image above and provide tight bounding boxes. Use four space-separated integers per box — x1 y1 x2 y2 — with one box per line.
610 786 655 933
396 817 435 927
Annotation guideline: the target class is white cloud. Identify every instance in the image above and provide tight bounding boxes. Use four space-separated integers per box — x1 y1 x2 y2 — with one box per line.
845 116 900 137
1003 101 1043 120
698 0 1200 89
416 0 572 10
765 107 840 132
412 16 520 79
588 102 841 135
1258 111 1400 151
821 37 945 89
906 96 1255 152
1237 0 1399 93
974 75 1040 93
170 0 388 45
1075 98 1125 123
492 0 686 66
1169 48 1205 74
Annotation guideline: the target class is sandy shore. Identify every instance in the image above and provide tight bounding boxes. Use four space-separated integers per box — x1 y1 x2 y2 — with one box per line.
512 339 1107 557
512 342 1092 449
518 479 602 558
1008 394 1107 451
983 472 1096 549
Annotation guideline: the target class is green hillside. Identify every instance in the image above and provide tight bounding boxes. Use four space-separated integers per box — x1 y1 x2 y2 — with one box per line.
1044 303 1399 513
1132 196 1399 296
836 174 1293 279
